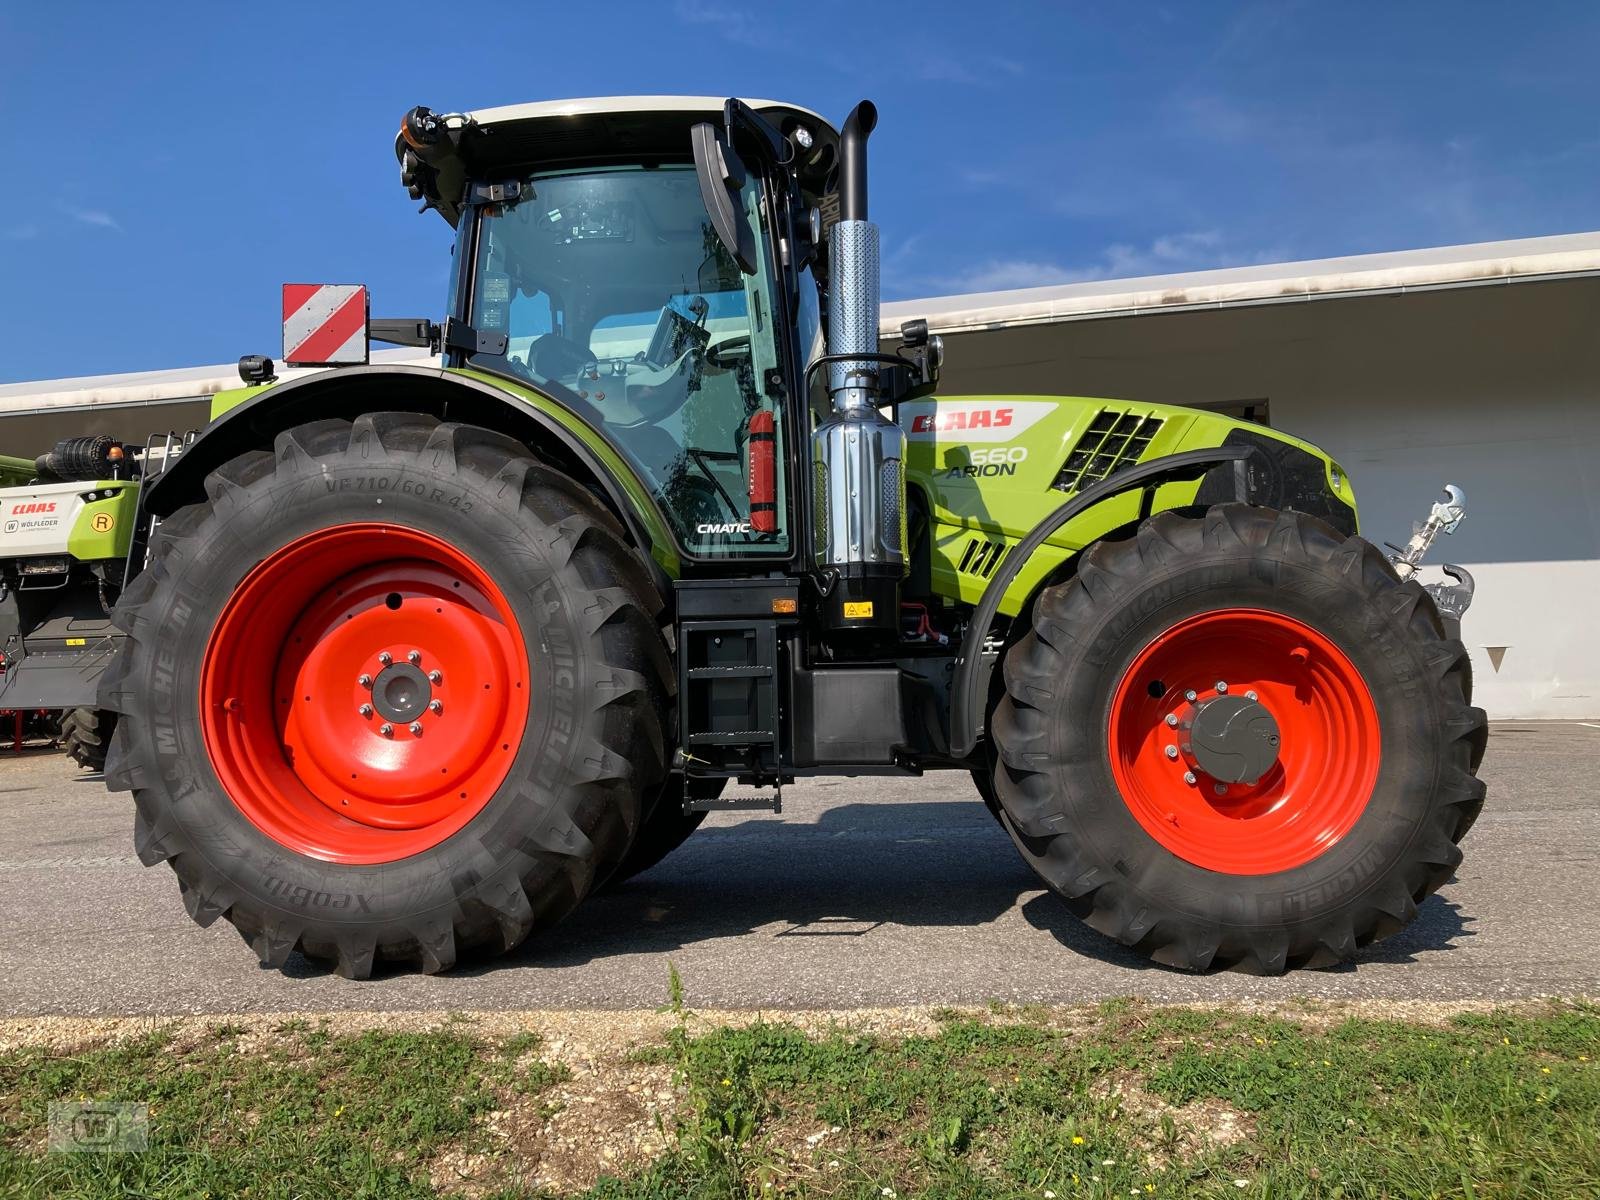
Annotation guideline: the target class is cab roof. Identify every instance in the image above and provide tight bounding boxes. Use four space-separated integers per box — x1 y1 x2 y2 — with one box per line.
413 96 840 223
463 95 835 139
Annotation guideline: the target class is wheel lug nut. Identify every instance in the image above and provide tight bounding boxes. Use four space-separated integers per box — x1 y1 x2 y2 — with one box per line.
1215 681 1228 694
358 704 373 718
1164 745 1179 760
1164 713 1178 727
1183 771 1196 785
1246 690 1258 701
1184 690 1197 702
358 674 372 688
428 699 443 715
408 650 422 665
428 670 442 685
379 652 393 667
409 722 423 736
1214 783 1228 796
379 723 394 737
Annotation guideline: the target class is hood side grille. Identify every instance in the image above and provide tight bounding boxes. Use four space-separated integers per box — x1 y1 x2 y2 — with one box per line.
1053 410 1164 494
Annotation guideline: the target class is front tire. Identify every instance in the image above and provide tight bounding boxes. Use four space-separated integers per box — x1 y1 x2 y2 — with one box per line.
989 504 1486 973
101 414 670 978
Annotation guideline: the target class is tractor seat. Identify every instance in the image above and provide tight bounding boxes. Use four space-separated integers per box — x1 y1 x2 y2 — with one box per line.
528 333 594 380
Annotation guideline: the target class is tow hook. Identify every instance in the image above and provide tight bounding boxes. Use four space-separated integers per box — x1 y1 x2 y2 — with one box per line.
1387 484 1474 619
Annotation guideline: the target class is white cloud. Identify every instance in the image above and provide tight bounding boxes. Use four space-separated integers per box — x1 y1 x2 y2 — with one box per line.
62 206 122 232
932 257 1096 292
928 230 1230 295
672 0 779 49
913 53 1028 86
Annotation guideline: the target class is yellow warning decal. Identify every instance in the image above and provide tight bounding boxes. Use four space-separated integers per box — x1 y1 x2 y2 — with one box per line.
842 601 874 619
90 513 115 533
66 638 87 646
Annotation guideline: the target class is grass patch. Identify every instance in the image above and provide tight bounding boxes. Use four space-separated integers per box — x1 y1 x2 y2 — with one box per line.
0 1001 1594 1198
0 1022 556 1199
597 998 1600 1199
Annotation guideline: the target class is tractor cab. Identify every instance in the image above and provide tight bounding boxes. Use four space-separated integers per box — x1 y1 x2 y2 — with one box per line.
398 98 843 562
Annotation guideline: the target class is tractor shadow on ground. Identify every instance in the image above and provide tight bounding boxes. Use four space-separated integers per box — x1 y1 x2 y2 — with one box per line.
495 796 1464 978
274 796 1476 982
504 800 1473 978
490 799 1073 970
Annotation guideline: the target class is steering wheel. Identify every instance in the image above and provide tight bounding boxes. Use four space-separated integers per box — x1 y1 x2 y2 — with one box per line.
705 333 752 370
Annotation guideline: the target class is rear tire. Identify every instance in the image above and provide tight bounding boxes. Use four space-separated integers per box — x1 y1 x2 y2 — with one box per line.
101 414 670 978
59 707 114 771
989 504 1487 973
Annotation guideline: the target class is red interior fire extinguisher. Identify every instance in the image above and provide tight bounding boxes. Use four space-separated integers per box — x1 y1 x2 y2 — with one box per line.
747 409 776 533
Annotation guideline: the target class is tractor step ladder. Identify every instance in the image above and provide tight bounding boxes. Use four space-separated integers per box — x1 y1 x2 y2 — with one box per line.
683 784 782 815
677 617 781 780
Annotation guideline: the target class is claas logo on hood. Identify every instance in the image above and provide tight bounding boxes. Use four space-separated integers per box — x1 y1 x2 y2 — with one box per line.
910 407 1013 434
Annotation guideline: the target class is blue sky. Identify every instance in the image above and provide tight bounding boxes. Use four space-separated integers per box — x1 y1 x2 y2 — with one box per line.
2 1 1596 383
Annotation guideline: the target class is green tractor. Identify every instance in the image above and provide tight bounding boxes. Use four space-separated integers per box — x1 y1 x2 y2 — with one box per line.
93 96 1486 978
0 439 142 768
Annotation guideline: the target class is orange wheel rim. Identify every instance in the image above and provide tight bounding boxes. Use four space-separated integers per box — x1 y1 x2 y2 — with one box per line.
200 524 528 864
1108 608 1380 874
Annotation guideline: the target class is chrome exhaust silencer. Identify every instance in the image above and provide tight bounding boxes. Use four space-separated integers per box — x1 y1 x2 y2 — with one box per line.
811 101 907 633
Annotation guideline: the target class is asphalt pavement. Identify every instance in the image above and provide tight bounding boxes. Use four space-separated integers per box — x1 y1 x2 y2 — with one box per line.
0 722 1593 1015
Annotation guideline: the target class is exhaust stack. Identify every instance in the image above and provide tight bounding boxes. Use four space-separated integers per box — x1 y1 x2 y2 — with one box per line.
812 101 907 634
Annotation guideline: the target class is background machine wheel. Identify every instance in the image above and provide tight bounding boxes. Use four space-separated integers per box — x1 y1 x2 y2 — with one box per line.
989 504 1487 974
101 414 670 978
58 707 115 771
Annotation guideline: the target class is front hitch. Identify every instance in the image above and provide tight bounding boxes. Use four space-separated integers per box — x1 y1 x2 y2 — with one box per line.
1387 484 1474 621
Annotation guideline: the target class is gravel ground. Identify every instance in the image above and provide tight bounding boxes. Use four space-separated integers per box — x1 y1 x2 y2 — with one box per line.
0 721 1593 1015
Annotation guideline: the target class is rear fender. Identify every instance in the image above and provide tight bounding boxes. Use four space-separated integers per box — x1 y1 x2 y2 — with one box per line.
144 365 678 580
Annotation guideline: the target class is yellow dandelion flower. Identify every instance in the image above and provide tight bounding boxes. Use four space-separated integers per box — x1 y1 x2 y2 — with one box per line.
1072 1135 1085 1145
1541 1067 1552 1074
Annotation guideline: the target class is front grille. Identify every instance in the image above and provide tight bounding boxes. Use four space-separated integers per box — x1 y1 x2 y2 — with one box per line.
957 537 1006 578
1053 410 1164 493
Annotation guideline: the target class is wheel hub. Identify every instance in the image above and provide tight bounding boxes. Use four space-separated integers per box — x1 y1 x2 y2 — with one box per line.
1183 692 1281 785
369 660 433 725
1107 609 1381 875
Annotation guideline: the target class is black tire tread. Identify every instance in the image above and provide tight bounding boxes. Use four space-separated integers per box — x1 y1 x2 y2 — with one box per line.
102 413 670 979
990 503 1487 974
59 707 114 771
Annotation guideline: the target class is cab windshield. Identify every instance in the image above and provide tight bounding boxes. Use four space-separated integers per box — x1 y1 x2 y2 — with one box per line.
467 164 788 557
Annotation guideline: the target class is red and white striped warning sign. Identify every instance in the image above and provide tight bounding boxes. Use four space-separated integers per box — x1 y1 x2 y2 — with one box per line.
282 284 369 366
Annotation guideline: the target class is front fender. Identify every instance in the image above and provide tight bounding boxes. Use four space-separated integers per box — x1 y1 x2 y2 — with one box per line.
145 365 679 579
948 445 1257 759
